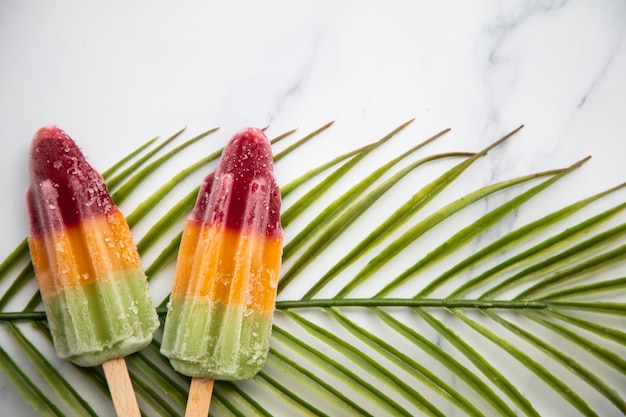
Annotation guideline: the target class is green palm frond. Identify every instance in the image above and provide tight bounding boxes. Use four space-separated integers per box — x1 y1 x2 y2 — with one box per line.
1 121 625 416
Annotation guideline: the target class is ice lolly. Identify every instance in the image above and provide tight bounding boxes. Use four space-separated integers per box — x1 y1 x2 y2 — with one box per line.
27 126 159 415
161 127 282 412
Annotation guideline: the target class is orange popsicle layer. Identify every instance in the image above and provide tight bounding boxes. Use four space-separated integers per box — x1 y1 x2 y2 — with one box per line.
29 210 142 296
27 126 158 367
161 127 283 380
171 223 282 311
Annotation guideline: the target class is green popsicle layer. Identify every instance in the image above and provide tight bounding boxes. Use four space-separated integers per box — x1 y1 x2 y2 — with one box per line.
42 270 159 367
161 294 274 380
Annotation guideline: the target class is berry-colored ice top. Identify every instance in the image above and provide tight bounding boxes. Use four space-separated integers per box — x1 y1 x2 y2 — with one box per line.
28 126 116 234
189 127 282 237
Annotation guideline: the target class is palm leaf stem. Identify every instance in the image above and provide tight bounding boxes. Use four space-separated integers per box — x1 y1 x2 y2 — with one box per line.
328 307 485 416
277 298 546 309
451 309 596 416
106 127 187 191
282 151 472 296
414 308 540 416
337 169 561 298
374 308 517 416
0 312 48 320
483 309 626 414
402 156 590 298
280 119 414 228
0 298 548 321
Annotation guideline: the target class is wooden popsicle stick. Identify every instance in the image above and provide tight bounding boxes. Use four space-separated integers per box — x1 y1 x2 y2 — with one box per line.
185 378 214 417
102 357 141 417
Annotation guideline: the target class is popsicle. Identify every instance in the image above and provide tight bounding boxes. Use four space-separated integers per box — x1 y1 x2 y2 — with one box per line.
27 126 159 416
161 127 282 415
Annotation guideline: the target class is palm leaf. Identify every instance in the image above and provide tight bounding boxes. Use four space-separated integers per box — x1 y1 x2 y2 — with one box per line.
1 121 625 416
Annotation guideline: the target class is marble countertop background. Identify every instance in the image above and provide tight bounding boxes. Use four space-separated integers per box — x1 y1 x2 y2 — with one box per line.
1 1 624 415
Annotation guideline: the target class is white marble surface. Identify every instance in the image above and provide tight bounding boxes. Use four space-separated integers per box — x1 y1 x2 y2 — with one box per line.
0 1 625 415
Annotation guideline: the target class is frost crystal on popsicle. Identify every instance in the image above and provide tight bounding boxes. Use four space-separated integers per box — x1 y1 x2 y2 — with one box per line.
27 126 159 367
161 127 283 380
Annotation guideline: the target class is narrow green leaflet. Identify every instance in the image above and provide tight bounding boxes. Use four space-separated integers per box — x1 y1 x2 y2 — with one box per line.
0 122 625 416
0 345 64 417
336 168 564 298
282 127 453 262
290 126 524 299
5 323 98 416
110 127 219 203
282 151 474 296
280 118 414 228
